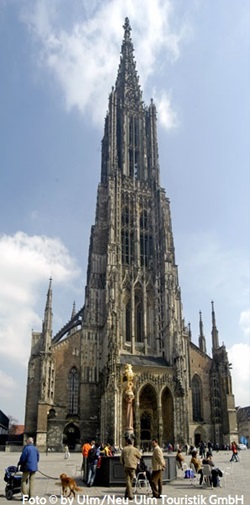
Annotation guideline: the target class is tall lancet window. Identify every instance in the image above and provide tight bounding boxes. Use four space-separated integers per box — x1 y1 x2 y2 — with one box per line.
128 116 139 178
192 375 203 422
135 292 143 342
140 209 152 267
68 367 79 416
125 299 132 342
121 200 134 265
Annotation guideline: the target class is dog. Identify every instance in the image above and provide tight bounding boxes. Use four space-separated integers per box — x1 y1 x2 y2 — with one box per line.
60 473 82 497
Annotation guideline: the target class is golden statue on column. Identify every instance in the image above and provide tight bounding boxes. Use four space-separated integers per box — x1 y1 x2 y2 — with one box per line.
123 364 135 435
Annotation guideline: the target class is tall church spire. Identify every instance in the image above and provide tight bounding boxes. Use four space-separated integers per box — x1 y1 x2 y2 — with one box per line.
101 17 159 183
198 310 207 353
115 17 143 109
211 300 219 350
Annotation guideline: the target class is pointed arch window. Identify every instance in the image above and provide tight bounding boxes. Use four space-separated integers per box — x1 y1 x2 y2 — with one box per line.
135 293 143 342
121 204 134 265
68 367 79 416
128 117 139 178
140 209 152 267
192 375 203 422
125 299 132 342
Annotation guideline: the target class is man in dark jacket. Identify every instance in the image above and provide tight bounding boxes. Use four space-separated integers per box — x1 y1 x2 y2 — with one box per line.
18 437 39 498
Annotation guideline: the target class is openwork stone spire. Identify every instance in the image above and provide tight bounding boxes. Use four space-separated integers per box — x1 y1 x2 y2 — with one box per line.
115 17 143 110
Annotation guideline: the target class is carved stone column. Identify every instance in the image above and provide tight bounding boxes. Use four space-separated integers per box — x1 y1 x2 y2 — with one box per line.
122 364 135 436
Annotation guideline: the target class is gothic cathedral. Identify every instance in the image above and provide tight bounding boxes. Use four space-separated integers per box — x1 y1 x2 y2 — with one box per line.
24 19 237 451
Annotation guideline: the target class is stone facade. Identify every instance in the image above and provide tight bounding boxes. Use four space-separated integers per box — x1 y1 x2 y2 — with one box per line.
237 406 250 446
24 18 238 452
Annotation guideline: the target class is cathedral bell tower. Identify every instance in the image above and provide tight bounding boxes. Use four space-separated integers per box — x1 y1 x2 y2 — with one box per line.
81 18 189 446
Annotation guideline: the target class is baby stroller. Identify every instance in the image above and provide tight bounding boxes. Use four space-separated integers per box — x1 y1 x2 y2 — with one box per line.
4 465 22 500
133 458 151 495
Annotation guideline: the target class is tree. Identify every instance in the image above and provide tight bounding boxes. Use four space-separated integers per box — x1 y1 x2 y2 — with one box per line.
8 415 19 435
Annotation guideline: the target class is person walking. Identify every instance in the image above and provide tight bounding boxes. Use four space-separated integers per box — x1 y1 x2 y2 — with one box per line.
151 438 165 498
18 437 39 498
64 444 70 459
230 441 239 462
120 438 141 500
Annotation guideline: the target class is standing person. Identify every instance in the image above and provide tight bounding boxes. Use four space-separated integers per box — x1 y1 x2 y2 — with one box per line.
81 439 92 476
151 438 166 498
18 437 39 498
64 445 70 459
87 442 100 487
120 438 141 500
207 441 213 456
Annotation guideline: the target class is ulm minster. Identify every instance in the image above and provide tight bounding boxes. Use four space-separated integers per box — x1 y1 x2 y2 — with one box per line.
24 18 237 451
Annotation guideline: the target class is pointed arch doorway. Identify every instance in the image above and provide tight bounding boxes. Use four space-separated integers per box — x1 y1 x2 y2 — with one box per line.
139 384 157 450
162 387 174 446
63 423 80 450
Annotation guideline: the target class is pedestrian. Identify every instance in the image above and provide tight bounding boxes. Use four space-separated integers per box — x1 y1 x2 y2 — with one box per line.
18 437 39 498
230 441 239 462
87 442 100 487
120 438 141 500
64 444 70 459
151 438 166 498
81 439 92 476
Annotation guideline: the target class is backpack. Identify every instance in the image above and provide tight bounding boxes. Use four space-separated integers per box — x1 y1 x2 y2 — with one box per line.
88 447 97 462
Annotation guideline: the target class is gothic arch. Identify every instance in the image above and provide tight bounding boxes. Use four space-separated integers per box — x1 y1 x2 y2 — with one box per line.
146 286 154 346
194 425 206 448
68 367 79 416
161 386 174 446
138 383 157 447
134 288 143 343
192 374 203 422
122 289 131 343
63 422 80 450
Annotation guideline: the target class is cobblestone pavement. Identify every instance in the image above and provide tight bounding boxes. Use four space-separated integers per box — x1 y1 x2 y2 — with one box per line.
0 449 249 504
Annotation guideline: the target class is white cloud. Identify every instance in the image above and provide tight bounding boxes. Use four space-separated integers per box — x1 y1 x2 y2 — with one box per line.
239 309 250 337
228 343 250 408
153 89 179 130
20 0 192 127
0 370 17 399
0 232 81 364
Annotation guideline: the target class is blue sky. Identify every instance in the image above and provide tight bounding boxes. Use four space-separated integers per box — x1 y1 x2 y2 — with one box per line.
0 0 249 423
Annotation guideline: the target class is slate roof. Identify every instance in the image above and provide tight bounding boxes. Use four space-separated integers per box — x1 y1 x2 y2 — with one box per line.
120 354 170 368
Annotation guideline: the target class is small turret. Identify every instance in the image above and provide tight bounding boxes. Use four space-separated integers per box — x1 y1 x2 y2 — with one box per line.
42 278 53 353
198 311 207 353
211 300 219 350
71 301 76 319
